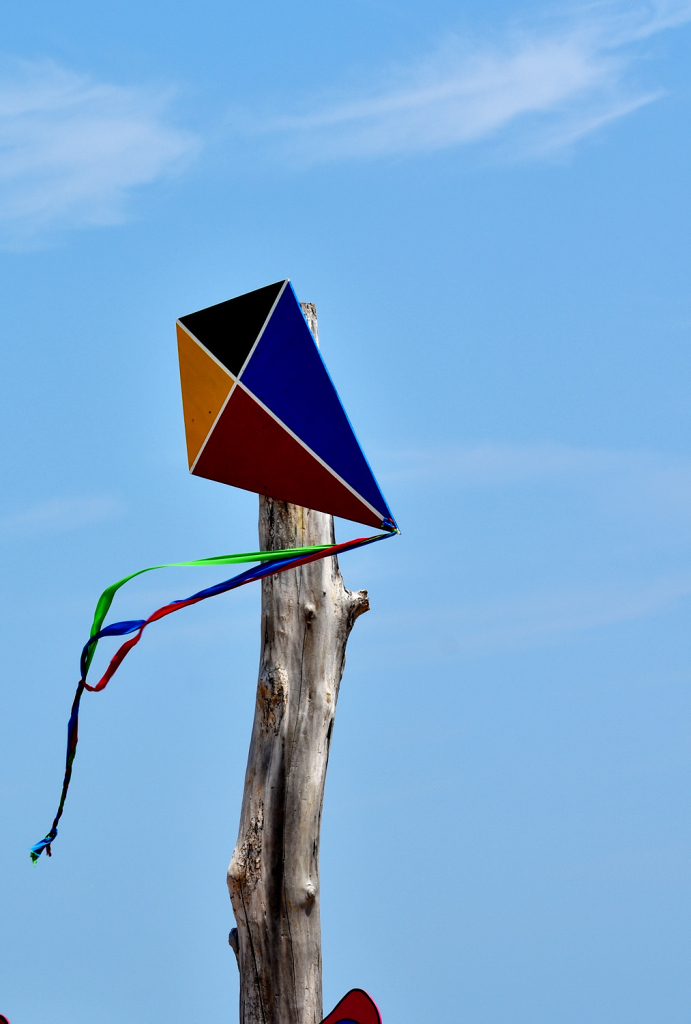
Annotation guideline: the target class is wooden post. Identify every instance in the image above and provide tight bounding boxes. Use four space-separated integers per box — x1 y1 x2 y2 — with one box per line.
227 303 370 1024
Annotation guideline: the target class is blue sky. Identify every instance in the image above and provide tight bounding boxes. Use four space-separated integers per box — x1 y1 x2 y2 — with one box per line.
1 1 691 1022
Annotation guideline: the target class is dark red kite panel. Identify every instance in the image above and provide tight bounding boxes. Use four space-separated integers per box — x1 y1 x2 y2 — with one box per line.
194 385 384 528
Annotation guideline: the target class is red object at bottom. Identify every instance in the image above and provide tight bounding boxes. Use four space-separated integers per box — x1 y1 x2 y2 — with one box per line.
320 988 382 1024
0 1015 11 1024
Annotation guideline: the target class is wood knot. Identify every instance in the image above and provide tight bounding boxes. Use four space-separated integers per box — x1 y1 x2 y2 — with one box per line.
228 927 239 967
349 588 370 621
303 882 317 915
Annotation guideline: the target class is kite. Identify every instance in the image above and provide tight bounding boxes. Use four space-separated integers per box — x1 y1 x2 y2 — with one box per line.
31 280 398 862
177 279 393 528
320 989 382 1024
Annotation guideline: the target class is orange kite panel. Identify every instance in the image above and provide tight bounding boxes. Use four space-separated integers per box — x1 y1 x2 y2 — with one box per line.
177 323 234 467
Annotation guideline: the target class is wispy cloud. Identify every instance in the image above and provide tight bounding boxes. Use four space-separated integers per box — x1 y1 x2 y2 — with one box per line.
389 442 691 548
391 573 691 655
382 441 628 484
0 495 125 536
0 59 199 244
382 440 691 493
375 441 691 653
256 1 691 162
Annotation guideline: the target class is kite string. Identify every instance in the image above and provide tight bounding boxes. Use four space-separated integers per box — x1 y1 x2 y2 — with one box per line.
30 528 397 862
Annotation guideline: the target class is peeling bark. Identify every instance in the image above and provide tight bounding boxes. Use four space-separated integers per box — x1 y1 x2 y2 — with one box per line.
227 304 369 1024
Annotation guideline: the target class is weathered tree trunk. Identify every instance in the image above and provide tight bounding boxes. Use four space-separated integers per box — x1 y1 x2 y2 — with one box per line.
227 304 369 1024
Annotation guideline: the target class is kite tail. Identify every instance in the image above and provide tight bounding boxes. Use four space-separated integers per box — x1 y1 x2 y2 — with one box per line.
30 681 85 863
31 527 398 862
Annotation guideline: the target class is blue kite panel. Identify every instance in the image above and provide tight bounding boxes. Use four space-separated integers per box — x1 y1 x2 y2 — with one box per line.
240 284 392 521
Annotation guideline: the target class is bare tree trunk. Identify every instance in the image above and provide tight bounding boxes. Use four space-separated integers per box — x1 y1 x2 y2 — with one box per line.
227 304 370 1024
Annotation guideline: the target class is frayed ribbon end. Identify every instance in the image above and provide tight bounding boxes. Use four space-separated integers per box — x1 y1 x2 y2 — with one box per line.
30 830 56 863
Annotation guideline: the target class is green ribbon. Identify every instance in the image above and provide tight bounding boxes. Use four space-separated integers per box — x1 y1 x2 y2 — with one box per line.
84 544 339 675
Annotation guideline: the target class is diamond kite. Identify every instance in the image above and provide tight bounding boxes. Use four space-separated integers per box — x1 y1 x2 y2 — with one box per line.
177 280 394 530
